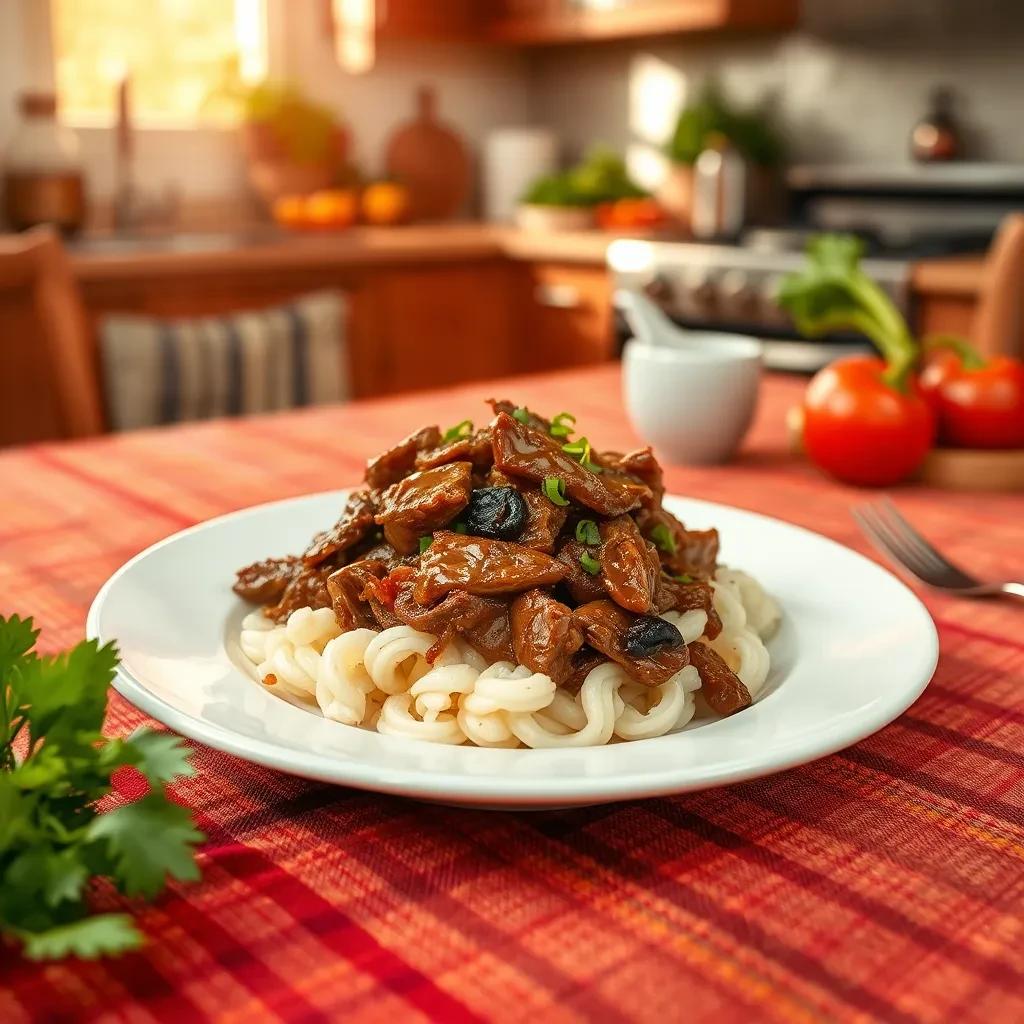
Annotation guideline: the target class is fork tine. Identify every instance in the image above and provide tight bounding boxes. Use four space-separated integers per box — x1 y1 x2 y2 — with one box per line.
871 499 951 577
877 497 970 578
851 506 932 583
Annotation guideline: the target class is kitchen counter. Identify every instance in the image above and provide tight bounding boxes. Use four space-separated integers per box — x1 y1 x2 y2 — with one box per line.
68 224 630 281
68 222 987 297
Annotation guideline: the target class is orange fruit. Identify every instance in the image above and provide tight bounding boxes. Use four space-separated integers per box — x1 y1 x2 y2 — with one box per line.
305 189 358 229
361 182 411 226
272 194 309 230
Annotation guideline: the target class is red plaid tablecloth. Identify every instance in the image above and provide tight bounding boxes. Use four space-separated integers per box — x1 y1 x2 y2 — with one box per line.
1 365 1023 1023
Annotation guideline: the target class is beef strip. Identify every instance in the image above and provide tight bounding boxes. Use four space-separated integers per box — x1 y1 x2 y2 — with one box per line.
486 399 551 432
556 539 607 605
573 599 690 687
326 559 388 631
302 490 376 568
374 462 473 555
415 429 494 472
607 447 664 510
489 468 568 553
637 508 720 579
653 577 723 639
490 412 649 518
688 641 750 715
265 567 331 623
414 530 567 604
461 601 515 664
562 647 607 694
365 425 442 489
233 556 301 603
599 515 660 614
510 589 584 686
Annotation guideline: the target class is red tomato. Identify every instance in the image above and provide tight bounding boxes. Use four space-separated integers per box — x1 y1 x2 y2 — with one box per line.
802 355 935 486
919 348 1024 449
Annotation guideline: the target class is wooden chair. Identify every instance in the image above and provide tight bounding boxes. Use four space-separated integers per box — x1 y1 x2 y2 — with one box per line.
0 226 104 446
972 212 1024 358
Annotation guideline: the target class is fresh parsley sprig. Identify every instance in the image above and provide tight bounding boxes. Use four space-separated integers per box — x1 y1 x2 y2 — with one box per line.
0 615 203 961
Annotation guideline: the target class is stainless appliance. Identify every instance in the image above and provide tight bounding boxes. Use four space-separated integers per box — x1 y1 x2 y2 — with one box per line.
608 232 911 373
610 163 1024 373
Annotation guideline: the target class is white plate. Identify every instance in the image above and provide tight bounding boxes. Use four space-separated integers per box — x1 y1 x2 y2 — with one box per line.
88 491 938 809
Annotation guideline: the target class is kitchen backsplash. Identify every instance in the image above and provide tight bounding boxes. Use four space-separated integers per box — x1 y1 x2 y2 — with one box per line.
526 0 1024 168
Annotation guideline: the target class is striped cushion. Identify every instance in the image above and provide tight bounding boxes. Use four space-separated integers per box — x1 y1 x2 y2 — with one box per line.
99 291 347 431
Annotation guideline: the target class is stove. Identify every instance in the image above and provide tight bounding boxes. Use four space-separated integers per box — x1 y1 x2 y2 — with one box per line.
607 231 920 372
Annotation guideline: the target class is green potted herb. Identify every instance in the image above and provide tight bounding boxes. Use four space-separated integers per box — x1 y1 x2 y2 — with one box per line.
660 80 784 227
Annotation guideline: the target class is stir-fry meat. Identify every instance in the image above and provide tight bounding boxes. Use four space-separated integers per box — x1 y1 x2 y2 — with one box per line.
510 589 585 686
265 567 331 623
556 539 607 604
688 642 750 715
327 559 388 631
599 515 661 614
573 600 689 686
304 490 376 568
366 425 442 489
234 398 765 718
562 647 607 694
233 556 301 603
491 413 650 518
488 468 567 553
415 530 568 604
637 508 720 579
374 462 473 555
487 399 551 433
653 577 723 639
415 429 494 472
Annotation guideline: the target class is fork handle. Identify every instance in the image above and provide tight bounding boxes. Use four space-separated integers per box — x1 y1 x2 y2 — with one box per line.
1001 582 1024 601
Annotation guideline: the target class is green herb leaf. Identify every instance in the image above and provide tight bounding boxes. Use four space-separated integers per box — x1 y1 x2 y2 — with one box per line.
673 573 694 584
441 419 473 443
511 406 531 424
579 552 601 575
20 914 144 961
453 522 467 535
542 476 569 507
649 523 678 556
122 730 195 787
549 412 576 439
87 794 204 900
418 535 432 554
575 519 601 546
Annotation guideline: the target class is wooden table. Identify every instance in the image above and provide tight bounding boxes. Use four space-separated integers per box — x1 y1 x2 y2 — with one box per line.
2 366 1022 1023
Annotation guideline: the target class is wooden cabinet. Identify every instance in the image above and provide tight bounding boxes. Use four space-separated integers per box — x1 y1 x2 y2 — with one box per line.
486 0 799 44
514 263 615 371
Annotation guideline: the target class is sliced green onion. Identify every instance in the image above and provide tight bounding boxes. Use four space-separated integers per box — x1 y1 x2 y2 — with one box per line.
673 572 694 584
512 406 531 424
453 522 467 534
418 535 433 554
575 519 601 546
442 419 473 442
550 411 576 438
650 523 678 555
562 436 592 462
579 551 601 575
542 476 569 506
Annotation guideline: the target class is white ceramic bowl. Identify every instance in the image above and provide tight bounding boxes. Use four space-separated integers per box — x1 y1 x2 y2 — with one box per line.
622 335 763 465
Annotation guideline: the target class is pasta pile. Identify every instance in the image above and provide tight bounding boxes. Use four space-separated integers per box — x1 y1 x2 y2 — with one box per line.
239 567 780 748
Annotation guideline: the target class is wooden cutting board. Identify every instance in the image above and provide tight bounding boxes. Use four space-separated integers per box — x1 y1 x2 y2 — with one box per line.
385 85 471 221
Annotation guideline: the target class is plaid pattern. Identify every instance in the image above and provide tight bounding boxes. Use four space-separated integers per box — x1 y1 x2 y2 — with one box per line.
1 365 1022 1024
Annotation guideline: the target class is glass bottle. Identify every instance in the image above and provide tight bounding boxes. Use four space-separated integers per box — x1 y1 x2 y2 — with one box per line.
3 92 87 234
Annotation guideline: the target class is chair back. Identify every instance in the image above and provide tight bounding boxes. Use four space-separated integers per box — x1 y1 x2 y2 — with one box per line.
0 227 104 444
972 212 1024 358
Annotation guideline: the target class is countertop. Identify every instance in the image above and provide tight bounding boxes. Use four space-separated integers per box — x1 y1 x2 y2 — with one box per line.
67 222 987 295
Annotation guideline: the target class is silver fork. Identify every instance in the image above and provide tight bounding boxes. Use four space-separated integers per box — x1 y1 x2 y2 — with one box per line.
852 498 1024 600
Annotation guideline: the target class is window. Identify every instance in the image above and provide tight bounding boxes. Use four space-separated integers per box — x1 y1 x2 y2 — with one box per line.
51 0 268 126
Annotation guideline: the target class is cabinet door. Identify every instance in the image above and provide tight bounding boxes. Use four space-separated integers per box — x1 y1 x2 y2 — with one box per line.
518 264 613 371
364 263 515 394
